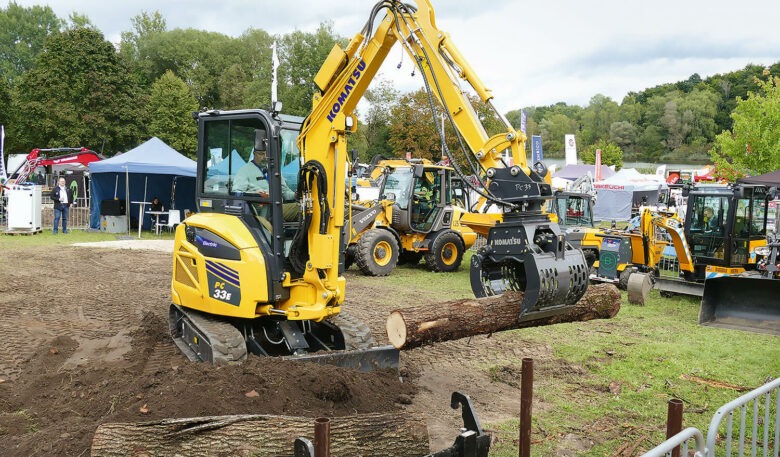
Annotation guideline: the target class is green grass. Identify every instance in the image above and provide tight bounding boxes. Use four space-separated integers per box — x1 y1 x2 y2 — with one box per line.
376 258 779 455
477 291 779 456
0 228 175 248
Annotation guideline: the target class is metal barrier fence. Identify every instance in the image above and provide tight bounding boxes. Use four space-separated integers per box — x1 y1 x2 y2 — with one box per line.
643 377 780 457
643 427 706 457
41 196 91 230
706 376 779 457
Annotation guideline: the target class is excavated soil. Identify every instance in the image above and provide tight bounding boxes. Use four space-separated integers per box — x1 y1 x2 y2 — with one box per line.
0 244 554 456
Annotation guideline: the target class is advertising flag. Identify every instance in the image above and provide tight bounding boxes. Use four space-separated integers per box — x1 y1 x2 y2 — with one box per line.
520 110 527 134
595 148 602 181
531 135 543 163
564 134 577 165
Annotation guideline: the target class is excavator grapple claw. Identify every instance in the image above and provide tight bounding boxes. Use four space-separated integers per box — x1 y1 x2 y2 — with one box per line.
470 218 589 321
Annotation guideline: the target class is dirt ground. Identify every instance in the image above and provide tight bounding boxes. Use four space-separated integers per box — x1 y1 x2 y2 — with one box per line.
0 243 555 456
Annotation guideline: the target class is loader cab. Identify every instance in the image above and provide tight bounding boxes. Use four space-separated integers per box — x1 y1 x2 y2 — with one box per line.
379 163 452 234
553 191 594 229
685 185 768 273
196 109 303 267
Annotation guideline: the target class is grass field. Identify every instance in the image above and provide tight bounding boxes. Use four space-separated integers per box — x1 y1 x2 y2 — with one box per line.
373 252 779 455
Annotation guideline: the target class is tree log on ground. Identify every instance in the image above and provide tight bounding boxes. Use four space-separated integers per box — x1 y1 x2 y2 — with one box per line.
386 283 621 350
91 412 429 456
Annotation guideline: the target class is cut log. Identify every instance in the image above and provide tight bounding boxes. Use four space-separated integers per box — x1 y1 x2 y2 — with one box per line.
91 412 429 457
386 283 621 350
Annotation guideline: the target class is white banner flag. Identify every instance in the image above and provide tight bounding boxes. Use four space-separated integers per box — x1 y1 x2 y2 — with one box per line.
564 134 577 165
0 125 6 182
271 41 280 105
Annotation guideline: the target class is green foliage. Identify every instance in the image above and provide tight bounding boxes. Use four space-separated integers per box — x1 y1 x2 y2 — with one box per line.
0 2 62 84
278 22 345 116
709 71 780 180
148 70 198 157
539 113 578 156
10 27 146 154
358 78 399 162
388 89 445 161
580 139 624 169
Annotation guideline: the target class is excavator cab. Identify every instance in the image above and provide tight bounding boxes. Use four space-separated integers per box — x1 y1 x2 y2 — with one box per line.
697 185 780 334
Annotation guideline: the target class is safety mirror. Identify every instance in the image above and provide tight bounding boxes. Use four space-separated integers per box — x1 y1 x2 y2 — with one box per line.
254 129 267 152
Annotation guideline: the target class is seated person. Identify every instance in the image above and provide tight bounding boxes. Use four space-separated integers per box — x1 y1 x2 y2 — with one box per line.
703 207 720 233
233 140 295 200
150 197 164 212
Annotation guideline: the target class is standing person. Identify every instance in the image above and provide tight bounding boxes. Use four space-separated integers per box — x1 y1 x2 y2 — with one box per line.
50 177 74 234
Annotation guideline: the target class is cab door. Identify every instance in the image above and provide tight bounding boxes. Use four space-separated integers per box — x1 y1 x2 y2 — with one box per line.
687 194 731 265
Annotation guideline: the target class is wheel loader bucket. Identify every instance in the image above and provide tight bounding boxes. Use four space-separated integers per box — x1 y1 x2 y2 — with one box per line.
699 276 780 336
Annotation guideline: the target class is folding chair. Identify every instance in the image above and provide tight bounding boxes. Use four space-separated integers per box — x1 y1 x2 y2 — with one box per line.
158 209 181 233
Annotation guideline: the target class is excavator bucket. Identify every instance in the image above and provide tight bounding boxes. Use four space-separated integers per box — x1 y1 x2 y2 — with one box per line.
699 276 780 336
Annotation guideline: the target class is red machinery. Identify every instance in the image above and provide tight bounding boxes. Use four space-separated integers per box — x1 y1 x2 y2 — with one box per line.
2 147 101 189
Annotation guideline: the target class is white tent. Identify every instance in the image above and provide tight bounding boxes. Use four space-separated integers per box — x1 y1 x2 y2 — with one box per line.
593 169 668 221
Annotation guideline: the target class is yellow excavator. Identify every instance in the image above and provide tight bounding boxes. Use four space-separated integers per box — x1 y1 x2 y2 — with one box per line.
168 0 589 368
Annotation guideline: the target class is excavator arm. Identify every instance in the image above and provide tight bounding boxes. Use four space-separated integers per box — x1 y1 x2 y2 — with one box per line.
296 0 588 321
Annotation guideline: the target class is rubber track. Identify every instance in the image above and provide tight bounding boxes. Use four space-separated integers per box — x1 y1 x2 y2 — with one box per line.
329 312 377 350
177 307 247 365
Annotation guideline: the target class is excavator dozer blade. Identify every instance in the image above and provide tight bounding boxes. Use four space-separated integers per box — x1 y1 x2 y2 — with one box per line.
282 345 400 372
699 276 780 336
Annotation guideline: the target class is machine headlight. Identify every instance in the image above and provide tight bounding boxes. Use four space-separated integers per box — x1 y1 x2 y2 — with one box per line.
755 246 771 256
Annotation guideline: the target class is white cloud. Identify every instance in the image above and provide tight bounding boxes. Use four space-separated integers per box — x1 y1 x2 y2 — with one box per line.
7 0 780 109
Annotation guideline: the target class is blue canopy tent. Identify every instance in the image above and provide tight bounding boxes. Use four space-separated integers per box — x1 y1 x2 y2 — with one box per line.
88 137 197 231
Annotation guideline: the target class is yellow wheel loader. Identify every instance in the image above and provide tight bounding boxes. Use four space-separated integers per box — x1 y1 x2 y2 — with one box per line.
169 0 590 369
346 159 478 275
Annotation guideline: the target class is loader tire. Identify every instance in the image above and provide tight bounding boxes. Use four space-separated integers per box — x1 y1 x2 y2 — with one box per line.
344 244 357 270
330 312 376 350
425 231 465 272
398 250 423 265
356 229 398 276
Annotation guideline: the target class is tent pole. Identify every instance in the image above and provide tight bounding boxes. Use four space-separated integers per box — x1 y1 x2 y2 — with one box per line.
125 167 130 236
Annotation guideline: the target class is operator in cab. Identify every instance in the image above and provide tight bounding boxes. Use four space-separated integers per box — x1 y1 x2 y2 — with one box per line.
233 133 295 200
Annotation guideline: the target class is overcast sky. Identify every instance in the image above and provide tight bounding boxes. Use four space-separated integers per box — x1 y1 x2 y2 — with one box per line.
10 0 780 112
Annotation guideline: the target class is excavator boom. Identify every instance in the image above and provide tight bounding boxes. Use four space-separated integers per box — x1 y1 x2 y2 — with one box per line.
298 0 588 321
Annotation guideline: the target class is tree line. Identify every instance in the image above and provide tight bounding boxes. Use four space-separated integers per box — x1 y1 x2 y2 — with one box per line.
1 3 777 178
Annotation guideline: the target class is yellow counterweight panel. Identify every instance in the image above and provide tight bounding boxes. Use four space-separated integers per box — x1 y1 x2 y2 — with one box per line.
171 216 270 320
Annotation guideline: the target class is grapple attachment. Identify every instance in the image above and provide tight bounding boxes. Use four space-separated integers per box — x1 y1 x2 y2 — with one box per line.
470 217 589 321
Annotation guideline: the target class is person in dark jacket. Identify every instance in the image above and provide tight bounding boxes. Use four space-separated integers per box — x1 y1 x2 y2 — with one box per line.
50 177 75 234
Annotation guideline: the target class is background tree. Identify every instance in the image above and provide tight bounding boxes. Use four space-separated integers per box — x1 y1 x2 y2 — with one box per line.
278 23 345 116
580 139 623 169
359 77 399 163
148 70 198 157
709 71 780 180
388 90 445 160
10 27 146 154
579 94 619 146
538 113 578 157
233 28 274 109
0 3 62 85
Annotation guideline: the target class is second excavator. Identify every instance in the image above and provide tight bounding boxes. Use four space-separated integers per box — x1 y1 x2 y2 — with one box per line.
168 0 589 368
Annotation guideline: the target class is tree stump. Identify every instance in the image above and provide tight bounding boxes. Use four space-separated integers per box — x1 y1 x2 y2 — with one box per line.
386 283 621 350
91 412 429 456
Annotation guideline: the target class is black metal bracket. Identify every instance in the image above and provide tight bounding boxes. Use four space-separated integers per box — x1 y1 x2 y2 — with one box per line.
426 392 491 457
